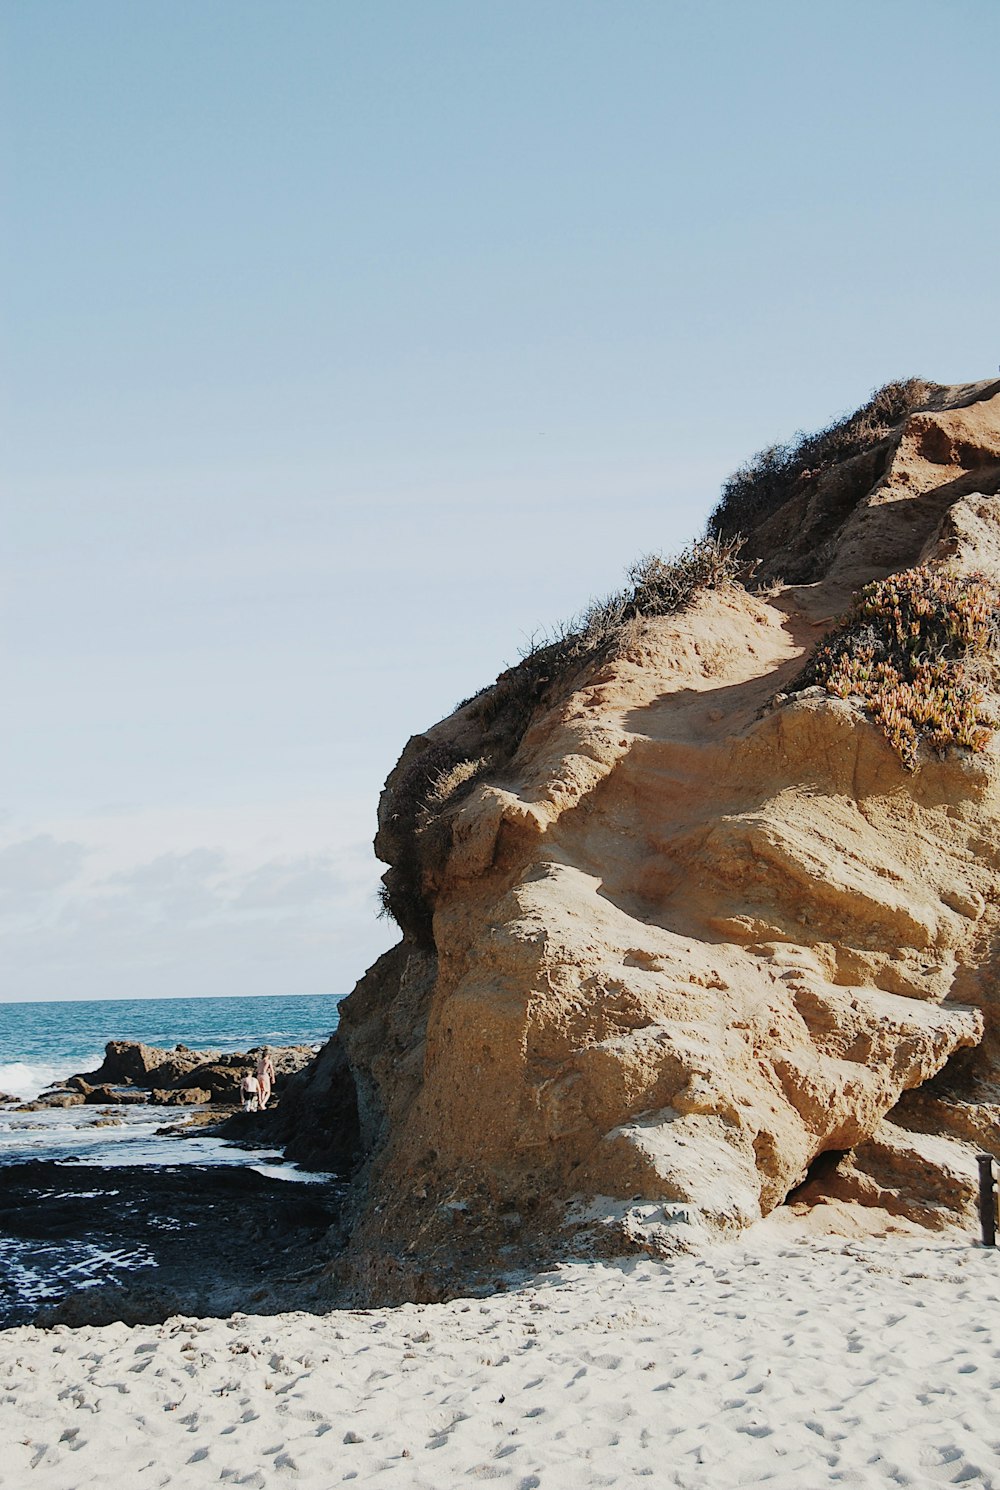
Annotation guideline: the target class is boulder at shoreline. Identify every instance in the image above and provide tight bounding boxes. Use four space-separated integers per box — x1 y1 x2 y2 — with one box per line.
17 1040 317 1112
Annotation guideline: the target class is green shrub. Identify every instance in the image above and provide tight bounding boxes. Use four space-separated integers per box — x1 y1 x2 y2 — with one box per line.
796 565 999 770
709 378 936 543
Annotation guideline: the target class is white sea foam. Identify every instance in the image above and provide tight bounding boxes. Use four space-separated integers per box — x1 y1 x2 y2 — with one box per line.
0 1059 96 1101
249 1160 332 1184
0 1101 305 1171
0 1234 156 1312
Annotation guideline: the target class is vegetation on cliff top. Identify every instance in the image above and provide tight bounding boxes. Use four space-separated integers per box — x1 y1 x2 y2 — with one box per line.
379 534 744 938
467 533 745 756
381 380 985 939
796 565 1000 770
708 377 935 544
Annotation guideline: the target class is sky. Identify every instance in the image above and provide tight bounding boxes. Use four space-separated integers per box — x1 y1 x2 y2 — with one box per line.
2 0 998 1001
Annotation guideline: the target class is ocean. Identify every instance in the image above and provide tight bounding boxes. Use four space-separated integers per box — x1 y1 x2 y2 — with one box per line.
0 993 343 1173
0 992 343 1103
0 995 346 1322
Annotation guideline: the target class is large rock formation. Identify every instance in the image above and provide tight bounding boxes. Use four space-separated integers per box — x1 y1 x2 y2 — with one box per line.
18 1041 317 1111
302 378 1000 1301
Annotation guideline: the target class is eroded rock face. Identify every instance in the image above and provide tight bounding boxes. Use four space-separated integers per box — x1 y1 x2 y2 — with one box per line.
321 379 1000 1299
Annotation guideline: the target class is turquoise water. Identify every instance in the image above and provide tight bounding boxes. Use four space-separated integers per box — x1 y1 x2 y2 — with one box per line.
0 995 346 1320
0 994 344 1175
0 993 343 1102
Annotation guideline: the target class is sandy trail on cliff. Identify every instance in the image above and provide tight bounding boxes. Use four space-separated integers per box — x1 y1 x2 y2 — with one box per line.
3 1218 999 1490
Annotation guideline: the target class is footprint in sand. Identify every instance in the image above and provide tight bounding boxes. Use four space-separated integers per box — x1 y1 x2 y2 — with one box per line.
924 1457 986 1485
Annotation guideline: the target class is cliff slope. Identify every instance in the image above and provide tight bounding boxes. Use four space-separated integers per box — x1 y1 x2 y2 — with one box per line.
311 378 1000 1301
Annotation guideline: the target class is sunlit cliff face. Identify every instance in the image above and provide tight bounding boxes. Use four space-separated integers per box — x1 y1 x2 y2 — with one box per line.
330 383 1000 1299
417 588 989 1225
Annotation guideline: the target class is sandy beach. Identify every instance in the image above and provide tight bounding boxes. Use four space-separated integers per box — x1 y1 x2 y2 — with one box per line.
2 1214 998 1490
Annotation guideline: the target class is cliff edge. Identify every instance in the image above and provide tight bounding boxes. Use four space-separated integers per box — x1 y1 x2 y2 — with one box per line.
298 378 1000 1302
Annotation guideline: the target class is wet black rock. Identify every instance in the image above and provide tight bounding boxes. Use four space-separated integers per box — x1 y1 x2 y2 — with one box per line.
216 1032 362 1173
148 1086 213 1106
83 1085 149 1106
16 1091 87 1111
0 1160 345 1328
65 1040 317 1105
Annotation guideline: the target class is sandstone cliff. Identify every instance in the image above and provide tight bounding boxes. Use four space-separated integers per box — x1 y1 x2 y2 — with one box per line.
306 378 1000 1301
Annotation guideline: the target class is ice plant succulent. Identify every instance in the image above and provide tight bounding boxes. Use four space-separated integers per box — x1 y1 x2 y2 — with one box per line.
799 566 1000 770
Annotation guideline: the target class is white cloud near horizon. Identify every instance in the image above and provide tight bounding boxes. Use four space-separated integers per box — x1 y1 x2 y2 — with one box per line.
0 806 394 1002
0 834 90 907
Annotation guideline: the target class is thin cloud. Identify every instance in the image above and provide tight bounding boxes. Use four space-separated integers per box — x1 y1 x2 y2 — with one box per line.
0 835 88 911
0 828 390 1000
234 855 346 911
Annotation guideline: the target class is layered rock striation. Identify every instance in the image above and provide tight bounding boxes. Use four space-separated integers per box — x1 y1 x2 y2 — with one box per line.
299 378 1000 1300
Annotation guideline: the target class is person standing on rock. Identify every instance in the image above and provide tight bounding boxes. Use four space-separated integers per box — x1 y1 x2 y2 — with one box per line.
255 1047 276 1110
239 1071 260 1112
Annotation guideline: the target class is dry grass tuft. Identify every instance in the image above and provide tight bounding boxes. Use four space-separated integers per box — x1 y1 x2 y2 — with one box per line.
469 534 743 757
709 378 935 543
422 755 491 809
797 565 1000 770
378 536 743 937
584 535 745 636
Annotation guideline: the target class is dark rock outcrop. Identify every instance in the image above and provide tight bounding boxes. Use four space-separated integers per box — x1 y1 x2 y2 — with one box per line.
214 949 438 1181
16 1091 86 1111
18 1041 317 1114
0 1160 344 1328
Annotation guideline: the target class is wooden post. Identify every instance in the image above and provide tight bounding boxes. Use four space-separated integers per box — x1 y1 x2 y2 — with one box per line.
977 1154 996 1247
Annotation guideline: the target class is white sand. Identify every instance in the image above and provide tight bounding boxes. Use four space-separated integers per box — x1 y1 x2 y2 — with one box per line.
3 1217 1000 1489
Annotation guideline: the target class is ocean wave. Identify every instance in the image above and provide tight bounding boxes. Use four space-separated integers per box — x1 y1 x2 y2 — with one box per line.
0 1058 100 1101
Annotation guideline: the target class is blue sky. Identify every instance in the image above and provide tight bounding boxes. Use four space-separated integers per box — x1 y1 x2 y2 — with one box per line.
2 0 998 999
